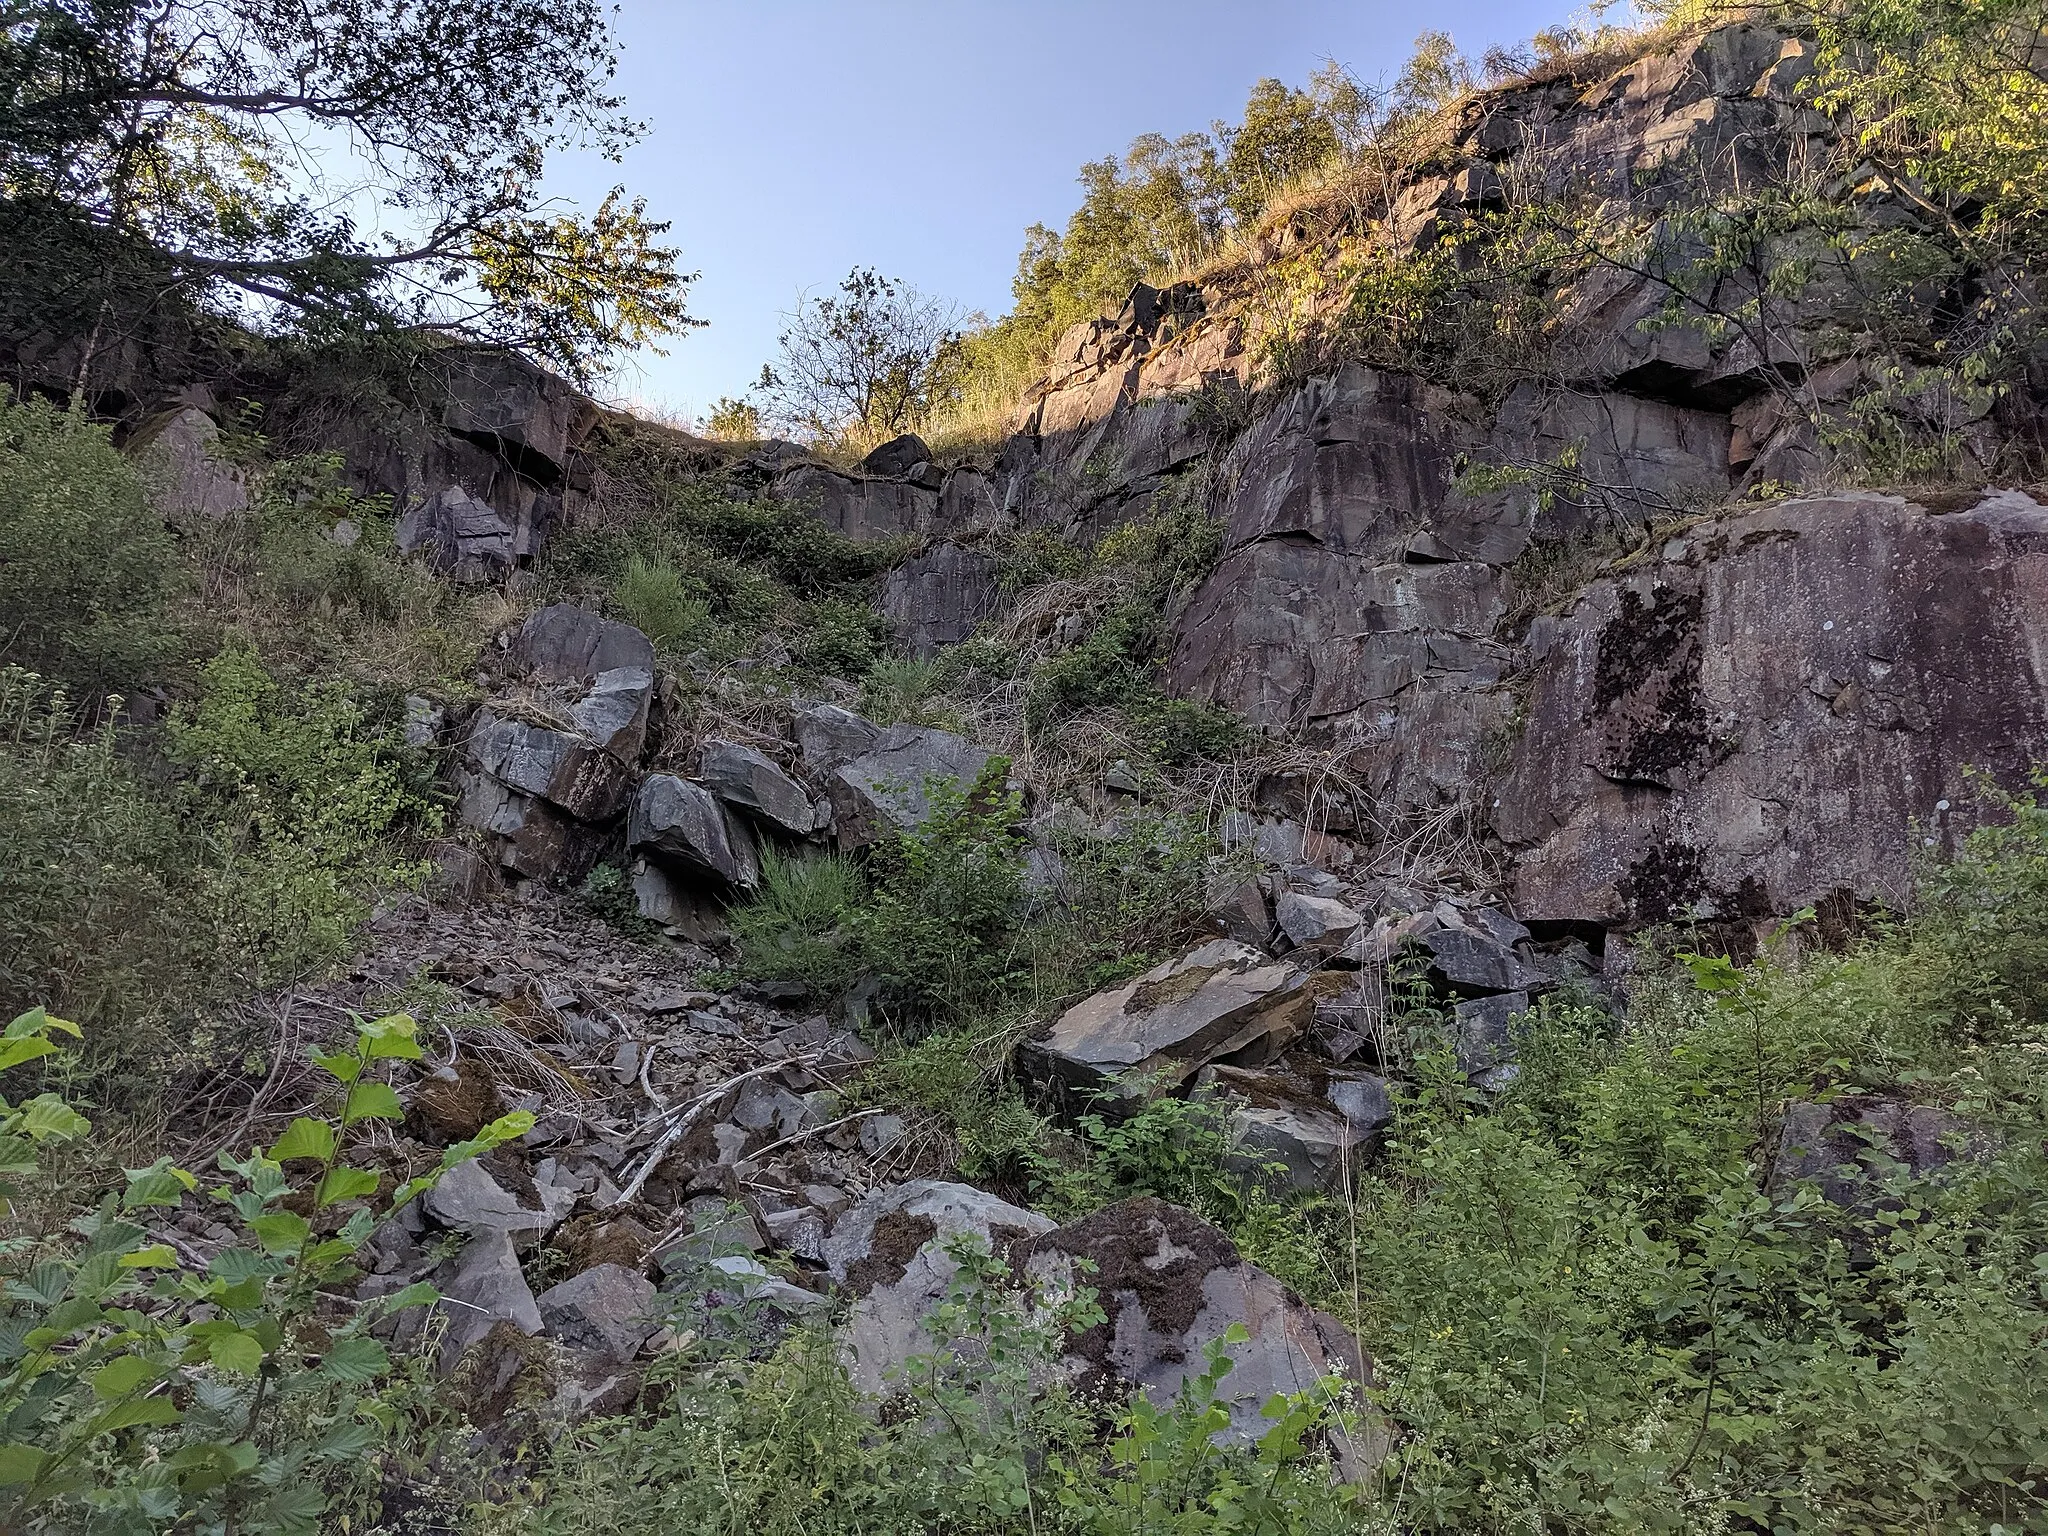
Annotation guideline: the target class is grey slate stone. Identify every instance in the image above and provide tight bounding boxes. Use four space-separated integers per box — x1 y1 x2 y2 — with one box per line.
828 724 993 849
795 703 883 770
699 739 817 834
536 1262 659 1366
397 486 515 583
629 774 761 890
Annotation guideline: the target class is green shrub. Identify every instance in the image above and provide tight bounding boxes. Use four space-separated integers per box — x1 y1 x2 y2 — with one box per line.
614 554 711 651
0 395 183 695
167 640 439 982
0 1008 530 1534
0 670 215 1077
791 597 887 679
730 849 868 999
854 763 1029 1026
858 654 948 726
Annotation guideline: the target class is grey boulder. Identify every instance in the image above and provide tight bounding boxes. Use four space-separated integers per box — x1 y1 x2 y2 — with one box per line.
1274 892 1365 957
1206 1064 1394 1191
1771 1096 1989 1209
1452 991 1530 1082
795 703 883 771
630 774 762 890
699 739 817 834
536 1262 659 1367
131 406 248 520
397 486 516 583
829 724 993 849
1018 1198 1388 1477
468 710 636 824
433 1228 542 1368
512 603 657 685
1031 939 1313 1096
423 1157 574 1237
861 433 932 477
822 1179 1056 1397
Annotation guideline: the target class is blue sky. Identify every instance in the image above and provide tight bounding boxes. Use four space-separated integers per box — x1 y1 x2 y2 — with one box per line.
547 0 1573 421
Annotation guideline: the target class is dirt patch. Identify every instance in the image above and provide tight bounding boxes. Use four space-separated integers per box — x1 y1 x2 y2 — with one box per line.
409 1058 501 1144
844 1209 938 1297
554 1209 657 1276
1019 1197 1241 1368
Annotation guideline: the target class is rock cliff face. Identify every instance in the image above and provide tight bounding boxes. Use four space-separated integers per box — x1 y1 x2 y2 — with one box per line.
749 18 2048 935
1499 491 2048 925
42 16 2048 948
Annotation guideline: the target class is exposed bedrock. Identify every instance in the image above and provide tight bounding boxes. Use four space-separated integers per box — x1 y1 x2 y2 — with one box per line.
1496 491 2048 924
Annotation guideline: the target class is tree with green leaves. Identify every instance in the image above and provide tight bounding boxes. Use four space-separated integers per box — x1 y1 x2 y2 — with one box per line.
754 267 964 446
0 0 700 383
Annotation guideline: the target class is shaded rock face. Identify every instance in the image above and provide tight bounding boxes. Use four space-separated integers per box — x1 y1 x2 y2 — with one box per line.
828 724 992 849
1170 536 1512 812
698 740 817 836
129 406 248 519
513 604 659 688
1770 1095 1990 1213
1497 492 2048 925
397 486 517 583
630 774 762 891
881 542 1004 657
772 463 936 540
317 347 588 567
862 433 931 477
456 606 657 879
1018 1198 1386 1474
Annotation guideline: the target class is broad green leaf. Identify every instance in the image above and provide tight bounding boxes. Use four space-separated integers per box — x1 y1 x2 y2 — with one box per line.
123 1161 197 1210
119 1245 181 1270
372 1281 439 1315
310 1050 362 1085
91 1355 158 1400
314 1417 381 1460
318 1335 388 1383
315 1166 381 1209
207 1248 279 1285
89 1395 182 1434
17 1094 87 1142
267 1118 336 1164
479 1109 536 1144
387 1174 435 1209
341 1081 403 1125
209 1330 265 1375
0 1038 59 1074
254 1482 328 1532
0 1442 47 1485
301 1236 362 1269
4 1008 79 1041
359 1013 424 1061
247 1211 311 1255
